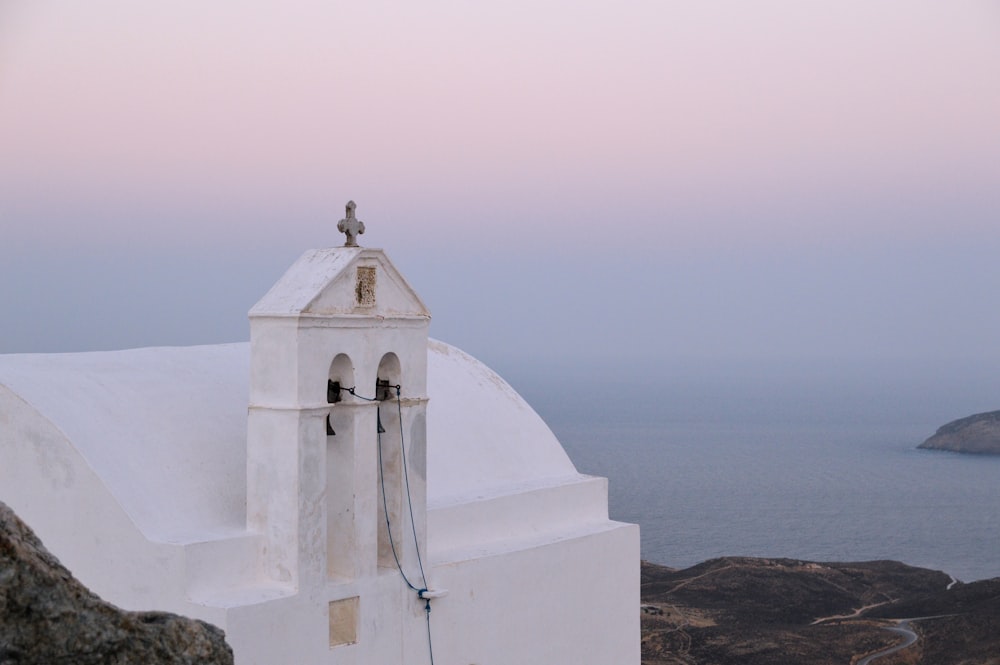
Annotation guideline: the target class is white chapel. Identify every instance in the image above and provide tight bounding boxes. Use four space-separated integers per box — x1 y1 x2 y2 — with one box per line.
0 205 639 664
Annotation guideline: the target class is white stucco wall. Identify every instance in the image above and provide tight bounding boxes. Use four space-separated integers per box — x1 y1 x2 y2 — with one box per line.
0 383 213 621
428 522 640 665
0 344 248 544
219 520 640 665
0 336 639 664
0 339 585 543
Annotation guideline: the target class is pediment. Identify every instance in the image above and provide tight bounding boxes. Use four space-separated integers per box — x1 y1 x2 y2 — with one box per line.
250 248 430 319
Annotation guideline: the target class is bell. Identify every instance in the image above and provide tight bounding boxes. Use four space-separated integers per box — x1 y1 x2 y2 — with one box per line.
326 415 336 436
377 409 386 434
327 380 342 404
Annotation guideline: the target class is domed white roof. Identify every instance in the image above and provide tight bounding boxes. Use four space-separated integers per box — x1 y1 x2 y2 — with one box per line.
0 340 579 542
0 344 249 542
426 339 578 507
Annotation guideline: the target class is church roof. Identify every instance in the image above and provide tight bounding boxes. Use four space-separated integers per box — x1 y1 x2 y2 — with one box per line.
249 247 429 318
0 340 579 544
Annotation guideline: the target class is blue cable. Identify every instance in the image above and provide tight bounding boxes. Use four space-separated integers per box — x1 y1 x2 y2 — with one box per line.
397 388 429 589
376 394 436 665
376 405 421 592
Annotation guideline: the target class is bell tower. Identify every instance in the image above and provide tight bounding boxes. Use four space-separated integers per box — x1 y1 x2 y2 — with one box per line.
245 203 431 604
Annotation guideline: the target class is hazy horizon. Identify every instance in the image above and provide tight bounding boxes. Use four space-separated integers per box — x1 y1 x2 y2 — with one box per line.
2 1 999 412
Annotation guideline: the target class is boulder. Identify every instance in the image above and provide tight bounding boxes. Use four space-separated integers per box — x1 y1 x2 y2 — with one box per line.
0 501 233 665
919 410 1000 454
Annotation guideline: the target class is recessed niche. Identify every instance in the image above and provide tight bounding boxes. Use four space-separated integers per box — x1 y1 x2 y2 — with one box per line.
329 597 359 648
355 266 376 307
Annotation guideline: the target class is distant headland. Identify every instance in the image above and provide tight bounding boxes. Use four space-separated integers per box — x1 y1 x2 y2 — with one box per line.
918 410 1000 454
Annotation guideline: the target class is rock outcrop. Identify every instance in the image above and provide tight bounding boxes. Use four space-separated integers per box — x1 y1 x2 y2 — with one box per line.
918 410 1000 454
0 501 233 665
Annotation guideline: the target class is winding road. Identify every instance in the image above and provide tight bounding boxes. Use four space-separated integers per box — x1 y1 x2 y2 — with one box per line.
855 620 917 665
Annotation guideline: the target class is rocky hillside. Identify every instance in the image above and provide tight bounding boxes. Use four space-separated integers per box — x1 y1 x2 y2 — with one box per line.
0 501 233 665
641 557 1000 665
919 410 1000 454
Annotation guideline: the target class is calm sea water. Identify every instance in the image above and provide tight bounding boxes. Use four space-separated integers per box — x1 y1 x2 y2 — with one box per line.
553 422 1000 582
509 362 1000 582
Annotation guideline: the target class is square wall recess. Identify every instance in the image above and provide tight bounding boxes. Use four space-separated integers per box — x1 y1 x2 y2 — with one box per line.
329 597 359 648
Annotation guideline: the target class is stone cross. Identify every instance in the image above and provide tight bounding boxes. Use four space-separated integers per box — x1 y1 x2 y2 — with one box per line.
337 200 365 247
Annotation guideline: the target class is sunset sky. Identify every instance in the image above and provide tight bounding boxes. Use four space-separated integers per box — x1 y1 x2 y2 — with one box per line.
2 1 999 408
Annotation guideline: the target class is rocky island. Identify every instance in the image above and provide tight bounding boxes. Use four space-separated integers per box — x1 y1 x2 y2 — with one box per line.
918 410 1000 454
641 557 1000 665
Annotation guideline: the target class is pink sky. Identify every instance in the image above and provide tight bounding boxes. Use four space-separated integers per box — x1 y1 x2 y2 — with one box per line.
2 0 998 253
2 1 1000 366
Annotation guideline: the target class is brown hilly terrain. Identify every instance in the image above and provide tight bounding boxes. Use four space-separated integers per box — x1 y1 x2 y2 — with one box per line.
641 557 1000 665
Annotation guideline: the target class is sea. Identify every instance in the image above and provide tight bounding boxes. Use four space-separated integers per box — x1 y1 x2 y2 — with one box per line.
509 359 1000 583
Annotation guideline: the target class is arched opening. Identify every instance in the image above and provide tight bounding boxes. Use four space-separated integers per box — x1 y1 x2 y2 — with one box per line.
375 352 403 570
375 352 401 401
326 354 355 580
326 354 354 435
